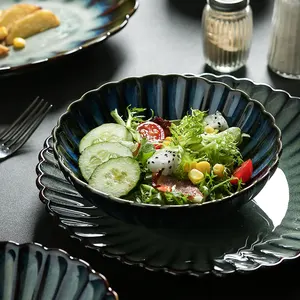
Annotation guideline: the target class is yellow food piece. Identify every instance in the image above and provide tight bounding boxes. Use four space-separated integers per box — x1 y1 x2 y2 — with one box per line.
190 161 197 170
13 37 26 49
184 161 201 173
165 137 172 141
0 4 40 29
204 125 215 134
6 9 60 45
188 169 204 185
0 44 9 56
184 162 190 173
213 164 225 178
163 140 171 146
0 26 8 40
196 161 211 174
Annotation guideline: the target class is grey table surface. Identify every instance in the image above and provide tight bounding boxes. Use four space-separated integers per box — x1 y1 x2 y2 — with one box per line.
0 0 299 299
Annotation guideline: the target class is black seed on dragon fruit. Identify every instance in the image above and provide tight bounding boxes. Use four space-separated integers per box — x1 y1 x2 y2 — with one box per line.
204 111 229 131
147 149 181 175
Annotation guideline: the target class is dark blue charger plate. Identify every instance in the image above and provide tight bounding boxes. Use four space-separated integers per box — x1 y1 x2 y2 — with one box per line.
0 0 138 73
36 74 299 277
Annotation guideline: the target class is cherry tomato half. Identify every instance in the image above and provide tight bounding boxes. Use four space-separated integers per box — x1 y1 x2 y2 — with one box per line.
152 116 172 137
154 143 163 150
137 121 165 141
230 159 253 185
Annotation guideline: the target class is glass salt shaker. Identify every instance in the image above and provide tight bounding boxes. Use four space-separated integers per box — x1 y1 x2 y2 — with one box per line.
268 0 300 80
202 0 253 73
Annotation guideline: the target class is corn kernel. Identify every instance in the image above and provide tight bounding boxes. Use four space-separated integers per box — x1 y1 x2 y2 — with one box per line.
165 137 172 141
13 37 26 49
184 162 190 173
188 169 205 185
204 125 215 134
0 26 7 40
196 161 211 174
190 161 197 170
213 164 225 178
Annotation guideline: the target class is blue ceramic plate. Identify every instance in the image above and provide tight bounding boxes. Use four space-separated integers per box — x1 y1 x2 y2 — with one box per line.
0 0 138 73
0 241 118 300
51 74 281 226
36 74 299 277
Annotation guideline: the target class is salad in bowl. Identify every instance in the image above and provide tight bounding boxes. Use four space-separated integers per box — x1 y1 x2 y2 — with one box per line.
52 74 282 225
78 106 252 205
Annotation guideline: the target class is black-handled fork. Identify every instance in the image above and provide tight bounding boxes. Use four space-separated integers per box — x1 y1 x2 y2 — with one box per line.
0 96 52 161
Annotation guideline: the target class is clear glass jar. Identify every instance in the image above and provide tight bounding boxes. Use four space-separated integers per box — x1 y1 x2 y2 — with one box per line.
268 0 300 80
202 0 253 73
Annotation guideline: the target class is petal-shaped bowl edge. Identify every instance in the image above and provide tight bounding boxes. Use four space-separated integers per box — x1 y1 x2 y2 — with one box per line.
51 74 282 212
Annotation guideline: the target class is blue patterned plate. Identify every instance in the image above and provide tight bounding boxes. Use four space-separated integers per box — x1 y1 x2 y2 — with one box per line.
0 0 138 73
36 74 300 277
0 241 118 300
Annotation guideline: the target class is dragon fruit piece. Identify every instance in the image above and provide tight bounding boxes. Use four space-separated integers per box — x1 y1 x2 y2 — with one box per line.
147 150 181 175
204 111 229 131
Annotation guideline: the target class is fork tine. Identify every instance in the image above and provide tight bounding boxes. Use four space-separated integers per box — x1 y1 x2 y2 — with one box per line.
1 98 47 142
0 96 42 140
9 103 52 153
6 101 52 148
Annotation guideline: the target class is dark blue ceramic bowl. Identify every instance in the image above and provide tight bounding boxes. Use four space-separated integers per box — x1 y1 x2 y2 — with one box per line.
0 241 118 300
52 74 282 226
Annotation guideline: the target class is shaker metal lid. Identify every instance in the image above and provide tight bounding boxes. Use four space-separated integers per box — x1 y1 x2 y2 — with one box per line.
208 0 249 12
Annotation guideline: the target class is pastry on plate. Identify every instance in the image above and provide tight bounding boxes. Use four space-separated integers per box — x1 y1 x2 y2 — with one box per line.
6 9 60 45
0 4 40 29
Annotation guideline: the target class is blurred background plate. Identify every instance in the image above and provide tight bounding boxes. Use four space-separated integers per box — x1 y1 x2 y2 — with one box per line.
0 0 138 74
0 241 118 300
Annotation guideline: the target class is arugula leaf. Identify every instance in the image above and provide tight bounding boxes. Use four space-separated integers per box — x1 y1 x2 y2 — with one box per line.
197 128 244 172
111 106 153 142
173 150 195 180
135 138 156 172
132 184 190 205
196 171 243 201
170 109 206 148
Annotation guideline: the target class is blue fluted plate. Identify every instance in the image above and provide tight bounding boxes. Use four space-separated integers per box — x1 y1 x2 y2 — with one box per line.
0 0 138 73
0 241 118 300
36 74 299 276
51 74 281 226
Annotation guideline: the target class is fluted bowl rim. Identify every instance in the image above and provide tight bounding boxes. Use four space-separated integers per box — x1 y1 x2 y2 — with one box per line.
52 74 282 209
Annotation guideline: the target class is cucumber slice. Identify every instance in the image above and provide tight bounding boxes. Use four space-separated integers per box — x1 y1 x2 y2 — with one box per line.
79 142 133 181
79 123 132 153
89 157 140 198
119 140 138 152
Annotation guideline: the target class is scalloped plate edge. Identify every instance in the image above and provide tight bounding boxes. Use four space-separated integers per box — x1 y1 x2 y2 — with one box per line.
0 0 139 74
0 240 119 300
35 73 300 277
